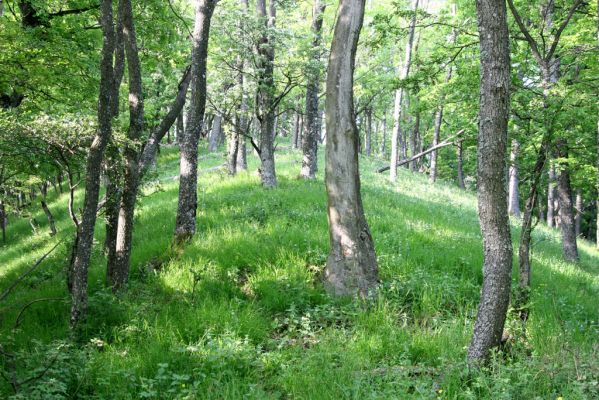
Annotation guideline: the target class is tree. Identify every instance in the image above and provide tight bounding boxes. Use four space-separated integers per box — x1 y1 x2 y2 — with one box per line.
389 0 418 182
175 0 217 243
255 0 278 188
324 0 378 297
299 0 326 179
468 0 512 364
106 0 144 290
508 139 521 218
70 0 116 328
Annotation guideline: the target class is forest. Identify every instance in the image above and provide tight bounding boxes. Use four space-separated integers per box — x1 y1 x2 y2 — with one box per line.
0 0 598 398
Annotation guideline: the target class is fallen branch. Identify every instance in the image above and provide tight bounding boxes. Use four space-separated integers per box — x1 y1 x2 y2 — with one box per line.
376 129 464 173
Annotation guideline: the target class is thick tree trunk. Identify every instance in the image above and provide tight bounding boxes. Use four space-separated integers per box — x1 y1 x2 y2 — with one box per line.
70 0 116 328
106 0 144 291
175 0 217 242
508 139 521 218
468 0 512 365
324 0 378 297
256 0 278 188
300 0 326 179
456 140 465 189
389 0 418 181
556 140 579 262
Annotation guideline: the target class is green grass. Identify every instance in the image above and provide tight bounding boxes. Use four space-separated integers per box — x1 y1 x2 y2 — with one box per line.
1 141 597 399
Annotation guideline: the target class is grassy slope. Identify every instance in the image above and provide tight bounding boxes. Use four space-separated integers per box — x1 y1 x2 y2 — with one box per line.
0 143 597 399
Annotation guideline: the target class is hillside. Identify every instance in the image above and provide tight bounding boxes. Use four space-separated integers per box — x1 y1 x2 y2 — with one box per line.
1 145 598 399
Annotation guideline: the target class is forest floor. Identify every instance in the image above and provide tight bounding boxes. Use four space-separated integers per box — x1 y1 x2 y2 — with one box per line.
1 142 598 399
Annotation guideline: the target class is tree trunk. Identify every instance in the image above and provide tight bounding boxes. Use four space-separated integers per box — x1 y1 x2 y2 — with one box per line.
468 0 512 365
70 0 116 328
208 114 222 152
176 110 185 146
410 108 419 172
389 0 418 181
575 190 582 237
508 139 521 218
456 140 465 189
300 0 326 179
292 112 300 149
255 0 277 188
516 132 549 322
379 113 386 156
106 0 144 291
175 0 217 242
556 139 579 262
547 163 557 227
0 199 6 243
324 0 378 297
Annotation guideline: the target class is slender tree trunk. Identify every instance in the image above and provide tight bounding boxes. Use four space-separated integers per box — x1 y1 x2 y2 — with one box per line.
107 0 144 291
556 139 579 262
596 0 599 249
292 112 300 149
468 0 512 365
547 163 557 227
575 190 582 237
410 109 419 172
366 108 373 157
456 140 465 189
39 185 57 236
516 133 550 322
300 0 326 179
176 110 185 146
139 68 191 176
70 0 116 328
208 114 222 152
0 199 6 243
175 0 217 242
508 139 521 218
389 0 418 181
324 0 378 297
255 0 278 188
379 113 386 156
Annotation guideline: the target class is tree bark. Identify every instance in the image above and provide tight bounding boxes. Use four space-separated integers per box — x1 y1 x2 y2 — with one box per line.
175 0 217 242
468 0 512 365
547 164 557 227
176 110 185 146
508 139 521 218
255 0 278 188
389 0 418 181
556 139 579 262
324 0 378 298
300 0 326 179
410 108 419 172
208 114 222 152
106 0 144 291
575 190 582 238
516 132 550 322
70 0 116 328
0 199 6 243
